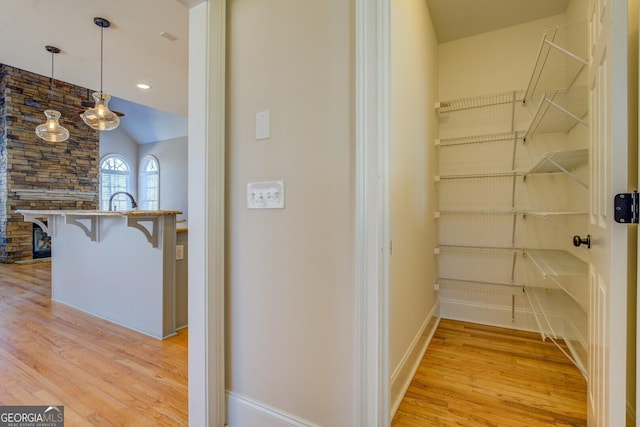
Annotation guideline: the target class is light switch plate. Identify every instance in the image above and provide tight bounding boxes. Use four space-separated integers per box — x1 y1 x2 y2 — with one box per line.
256 110 270 140
247 181 284 209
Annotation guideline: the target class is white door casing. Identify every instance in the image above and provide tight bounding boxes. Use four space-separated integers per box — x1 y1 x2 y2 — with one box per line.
587 0 628 425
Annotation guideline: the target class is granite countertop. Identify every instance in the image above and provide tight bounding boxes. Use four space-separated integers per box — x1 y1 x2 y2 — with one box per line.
17 209 183 217
176 219 188 232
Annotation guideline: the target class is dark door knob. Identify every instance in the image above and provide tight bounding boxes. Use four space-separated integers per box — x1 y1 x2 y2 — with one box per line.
573 234 591 249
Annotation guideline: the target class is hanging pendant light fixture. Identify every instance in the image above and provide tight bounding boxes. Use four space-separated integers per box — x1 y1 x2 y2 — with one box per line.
35 46 70 142
81 17 120 131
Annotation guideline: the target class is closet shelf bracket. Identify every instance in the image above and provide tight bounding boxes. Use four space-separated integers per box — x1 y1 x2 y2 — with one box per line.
523 286 586 377
523 88 588 141
524 23 588 101
523 149 588 188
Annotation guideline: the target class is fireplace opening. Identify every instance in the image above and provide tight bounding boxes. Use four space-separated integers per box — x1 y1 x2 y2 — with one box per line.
33 222 51 259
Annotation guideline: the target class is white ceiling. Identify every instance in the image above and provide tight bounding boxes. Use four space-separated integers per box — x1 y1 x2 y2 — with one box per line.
426 0 570 43
0 0 190 144
1 1 572 143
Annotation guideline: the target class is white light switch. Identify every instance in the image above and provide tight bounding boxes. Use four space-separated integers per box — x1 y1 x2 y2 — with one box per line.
247 181 284 209
176 244 184 260
256 110 270 140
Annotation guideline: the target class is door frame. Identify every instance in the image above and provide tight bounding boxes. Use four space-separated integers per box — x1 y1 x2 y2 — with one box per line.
187 1 226 426
190 0 392 425
355 0 391 424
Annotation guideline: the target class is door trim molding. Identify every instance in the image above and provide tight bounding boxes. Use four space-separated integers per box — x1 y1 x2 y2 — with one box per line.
355 0 390 424
187 0 226 426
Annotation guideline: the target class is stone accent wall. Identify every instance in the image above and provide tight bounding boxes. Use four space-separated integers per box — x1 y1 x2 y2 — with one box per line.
0 64 99 262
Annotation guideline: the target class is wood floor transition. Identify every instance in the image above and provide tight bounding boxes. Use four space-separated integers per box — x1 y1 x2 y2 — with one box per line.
0 261 188 426
392 319 587 426
0 261 587 426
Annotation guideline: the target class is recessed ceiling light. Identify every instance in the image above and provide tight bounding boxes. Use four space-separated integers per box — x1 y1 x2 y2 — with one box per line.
136 83 151 90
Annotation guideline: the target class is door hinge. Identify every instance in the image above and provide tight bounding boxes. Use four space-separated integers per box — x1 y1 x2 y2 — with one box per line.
614 191 639 223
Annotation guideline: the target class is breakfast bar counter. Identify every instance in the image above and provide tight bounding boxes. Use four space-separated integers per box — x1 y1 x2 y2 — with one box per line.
17 209 181 339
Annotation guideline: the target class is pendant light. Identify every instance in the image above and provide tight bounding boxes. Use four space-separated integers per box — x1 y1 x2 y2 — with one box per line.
35 46 70 142
81 17 120 131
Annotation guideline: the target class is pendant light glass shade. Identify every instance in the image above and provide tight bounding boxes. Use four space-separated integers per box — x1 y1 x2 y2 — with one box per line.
81 92 120 131
35 110 70 142
82 17 119 131
35 45 70 143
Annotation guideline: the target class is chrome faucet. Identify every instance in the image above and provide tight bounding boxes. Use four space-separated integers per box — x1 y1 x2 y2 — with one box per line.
109 191 138 211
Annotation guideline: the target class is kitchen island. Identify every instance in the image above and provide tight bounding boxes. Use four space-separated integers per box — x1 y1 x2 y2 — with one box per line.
17 209 181 339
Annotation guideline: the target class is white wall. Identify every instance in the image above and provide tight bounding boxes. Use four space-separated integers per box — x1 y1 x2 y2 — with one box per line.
226 0 355 425
389 0 439 416
438 14 566 100
138 136 188 219
99 127 139 199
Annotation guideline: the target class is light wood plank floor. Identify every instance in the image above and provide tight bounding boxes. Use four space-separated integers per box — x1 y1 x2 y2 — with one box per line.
0 261 188 426
392 319 587 427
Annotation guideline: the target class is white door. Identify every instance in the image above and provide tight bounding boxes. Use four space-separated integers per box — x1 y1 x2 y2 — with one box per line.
587 0 629 425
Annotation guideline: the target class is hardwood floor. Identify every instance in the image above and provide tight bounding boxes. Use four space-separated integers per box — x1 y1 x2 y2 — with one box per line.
0 261 188 426
392 319 587 427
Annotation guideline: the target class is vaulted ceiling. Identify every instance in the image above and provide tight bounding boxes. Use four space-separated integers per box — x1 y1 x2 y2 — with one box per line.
0 0 189 143
1 1 572 143
426 0 570 43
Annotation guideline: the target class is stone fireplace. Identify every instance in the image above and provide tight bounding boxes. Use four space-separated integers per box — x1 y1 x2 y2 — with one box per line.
32 221 51 259
0 64 100 262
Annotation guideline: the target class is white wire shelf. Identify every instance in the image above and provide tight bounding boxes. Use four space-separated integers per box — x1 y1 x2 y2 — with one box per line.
522 211 588 236
435 90 525 113
436 171 521 181
439 277 523 294
524 286 587 377
523 148 588 188
437 209 586 216
525 249 587 277
437 210 587 236
523 86 588 141
524 211 587 217
437 245 524 256
438 246 587 278
524 23 588 101
437 209 517 216
435 131 525 148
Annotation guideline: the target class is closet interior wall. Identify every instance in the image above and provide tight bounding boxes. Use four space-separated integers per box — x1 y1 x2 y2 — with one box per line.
435 0 589 375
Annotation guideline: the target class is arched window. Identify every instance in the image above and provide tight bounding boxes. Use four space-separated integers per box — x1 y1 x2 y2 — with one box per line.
100 154 132 210
139 156 159 210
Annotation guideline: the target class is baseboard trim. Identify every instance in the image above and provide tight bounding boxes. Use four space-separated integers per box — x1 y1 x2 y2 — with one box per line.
51 298 167 340
226 391 320 427
390 301 440 419
440 297 553 335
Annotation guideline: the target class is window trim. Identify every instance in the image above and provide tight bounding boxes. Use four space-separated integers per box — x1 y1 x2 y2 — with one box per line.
99 153 133 211
139 155 160 210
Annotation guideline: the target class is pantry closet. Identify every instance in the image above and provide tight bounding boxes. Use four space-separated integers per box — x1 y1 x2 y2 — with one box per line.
389 0 634 424
436 15 589 376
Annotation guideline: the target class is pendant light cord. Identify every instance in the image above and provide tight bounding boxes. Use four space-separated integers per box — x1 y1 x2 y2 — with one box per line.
50 50 54 95
100 24 104 97
44 46 61 106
